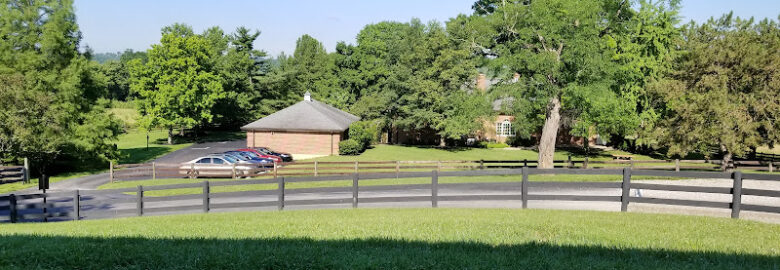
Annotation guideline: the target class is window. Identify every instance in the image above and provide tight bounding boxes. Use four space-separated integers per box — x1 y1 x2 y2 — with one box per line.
496 120 515 137
213 158 225 164
196 158 211 164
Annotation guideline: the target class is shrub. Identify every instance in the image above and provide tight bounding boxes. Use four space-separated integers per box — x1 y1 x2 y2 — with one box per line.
339 139 363 155
477 141 510 149
348 121 380 148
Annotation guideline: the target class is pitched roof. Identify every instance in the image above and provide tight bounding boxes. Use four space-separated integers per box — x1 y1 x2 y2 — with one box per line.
241 96 360 133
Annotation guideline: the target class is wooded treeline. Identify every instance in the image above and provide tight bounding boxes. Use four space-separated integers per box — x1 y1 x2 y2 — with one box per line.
0 0 778 173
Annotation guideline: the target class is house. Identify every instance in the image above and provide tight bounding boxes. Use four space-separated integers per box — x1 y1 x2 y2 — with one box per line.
241 92 360 155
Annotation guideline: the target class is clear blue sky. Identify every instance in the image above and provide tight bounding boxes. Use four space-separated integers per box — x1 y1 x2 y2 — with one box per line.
74 0 780 56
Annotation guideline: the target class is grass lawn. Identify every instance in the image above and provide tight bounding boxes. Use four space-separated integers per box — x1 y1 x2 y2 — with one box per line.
0 171 102 194
99 174 681 197
115 129 193 164
0 208 777 269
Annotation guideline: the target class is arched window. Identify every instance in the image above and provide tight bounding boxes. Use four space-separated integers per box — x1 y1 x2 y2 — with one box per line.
496 120 515 137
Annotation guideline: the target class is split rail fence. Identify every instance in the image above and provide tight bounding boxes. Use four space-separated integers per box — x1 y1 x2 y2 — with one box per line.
1 166 778 223
108 157 779 182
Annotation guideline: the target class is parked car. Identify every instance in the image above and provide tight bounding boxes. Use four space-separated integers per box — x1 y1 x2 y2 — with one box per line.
253 147 293 162
179 155 256 178
237 148 284 163
219 152 268 165
225 151 275 164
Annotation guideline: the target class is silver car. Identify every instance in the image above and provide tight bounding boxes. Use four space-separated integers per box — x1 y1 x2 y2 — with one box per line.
179 155 257 178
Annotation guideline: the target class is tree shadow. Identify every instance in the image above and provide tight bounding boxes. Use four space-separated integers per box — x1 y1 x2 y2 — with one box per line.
119 147 171 164
0 235 775 269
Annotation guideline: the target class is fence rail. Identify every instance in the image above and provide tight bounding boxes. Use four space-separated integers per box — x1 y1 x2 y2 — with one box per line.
0 165 28 184
2 166 779 223
106 157 780 182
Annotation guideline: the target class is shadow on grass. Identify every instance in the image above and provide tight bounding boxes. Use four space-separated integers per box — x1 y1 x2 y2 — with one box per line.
119 147 171 164
0 235 775 269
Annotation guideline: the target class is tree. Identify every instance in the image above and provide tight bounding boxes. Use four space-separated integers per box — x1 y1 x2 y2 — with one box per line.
0 0 121 175
648 14 780 169
129 23 226 144
452 0 679 168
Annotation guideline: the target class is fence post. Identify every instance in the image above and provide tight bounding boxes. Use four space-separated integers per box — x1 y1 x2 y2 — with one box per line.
152 162 156 180
567 155 573 168
109 161 114 183
480 159 485 170
675 159 680 172
277 176 285 210
352 173 359 208
136 185 144 216
768 161 773 173
314 161 319 177
630 160 635 169
190 163 195 179
231 163 236 179
431 170 438 208
273 162 278 179
203 181 210 213
583 157 589 169
523 159 528 168
9 194 17 223
437 161 442 172
23 158 29 183
621 167 631 212
521 166 528 209
731 171 742 219
396 161 400 178
354 161 359 174
73 190 80 221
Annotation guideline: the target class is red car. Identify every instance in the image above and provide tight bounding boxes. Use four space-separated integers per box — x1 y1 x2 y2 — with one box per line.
237 148 283 163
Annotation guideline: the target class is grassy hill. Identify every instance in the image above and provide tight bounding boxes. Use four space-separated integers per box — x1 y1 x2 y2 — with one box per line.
0 208 777 269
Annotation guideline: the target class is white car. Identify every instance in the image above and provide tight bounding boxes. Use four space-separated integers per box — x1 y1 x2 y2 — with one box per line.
179 155 257 178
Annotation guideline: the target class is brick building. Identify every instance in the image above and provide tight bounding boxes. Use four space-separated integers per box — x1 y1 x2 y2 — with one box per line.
241 92 360 155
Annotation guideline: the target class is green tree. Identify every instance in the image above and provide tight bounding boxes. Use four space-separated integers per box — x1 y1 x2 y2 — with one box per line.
129 23 226 144
452 0 679 167
648 14 780 169
0 0 122 175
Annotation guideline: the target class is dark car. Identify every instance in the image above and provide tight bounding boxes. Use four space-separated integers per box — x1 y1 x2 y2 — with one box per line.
255 147 293 162
225 151 275 164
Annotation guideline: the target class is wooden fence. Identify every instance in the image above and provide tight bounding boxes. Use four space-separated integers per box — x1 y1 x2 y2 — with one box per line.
108 157 779 182
0 165 28 184
1 167 778 223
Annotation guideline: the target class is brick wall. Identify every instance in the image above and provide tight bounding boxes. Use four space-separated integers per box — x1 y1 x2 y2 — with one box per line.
247 131 342 155
482 115 515 143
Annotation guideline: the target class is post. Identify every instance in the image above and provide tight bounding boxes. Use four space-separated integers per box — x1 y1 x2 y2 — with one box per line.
675 159 680 172
73 190 80 221
42 189 47 222
109 161 114 183
621 168 631 212
152 162 156 180
23 158 29 183
314 161 319 177
583 157 589 169
352 173 359 208
231 163 236 179
768 162 773 173
9 194 17 223
431 170 438 208
273 162 278 179
136 185 144 216
437 160 442 171
523 159 528 168
190 163 195 179
567 155 573 168
521 166 528 209
202 181 210 213
396 161 400 177
354 161 359 174
630 160 635 169
277 176 285 210
480 159 485 170
731 171 743 219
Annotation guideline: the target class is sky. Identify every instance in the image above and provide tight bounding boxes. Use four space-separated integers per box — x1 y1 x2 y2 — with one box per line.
74 0 780 56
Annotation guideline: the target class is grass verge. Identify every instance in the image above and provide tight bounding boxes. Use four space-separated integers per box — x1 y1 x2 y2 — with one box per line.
0 208 777 269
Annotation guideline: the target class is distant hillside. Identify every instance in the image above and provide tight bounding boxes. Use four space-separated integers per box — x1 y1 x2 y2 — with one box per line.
92 52 121 63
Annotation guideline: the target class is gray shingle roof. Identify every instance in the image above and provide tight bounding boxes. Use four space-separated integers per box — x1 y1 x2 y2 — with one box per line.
241 97 360 133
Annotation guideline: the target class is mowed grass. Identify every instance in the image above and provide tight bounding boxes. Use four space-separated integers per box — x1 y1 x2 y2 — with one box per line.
99 174 681 197
0 171 102 194
114 129 193 164
0 208 777 269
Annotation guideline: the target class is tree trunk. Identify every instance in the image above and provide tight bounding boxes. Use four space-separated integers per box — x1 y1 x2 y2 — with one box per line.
537 95 562 169
720 144 732 171
167 127 173 145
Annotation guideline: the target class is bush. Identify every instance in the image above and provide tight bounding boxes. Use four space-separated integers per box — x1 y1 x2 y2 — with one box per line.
479 141 509 149
339 139 363 155
348 121 380 148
